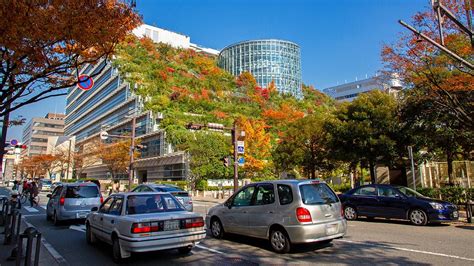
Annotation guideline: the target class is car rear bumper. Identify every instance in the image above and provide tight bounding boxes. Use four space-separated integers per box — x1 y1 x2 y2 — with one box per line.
285 218 347 243
119 230 206 253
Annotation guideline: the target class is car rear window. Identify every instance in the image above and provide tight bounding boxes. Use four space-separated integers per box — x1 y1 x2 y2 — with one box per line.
299 183 339 205
155 186 189 197
65 186 100 198
41 180 52 185
127 194 185 214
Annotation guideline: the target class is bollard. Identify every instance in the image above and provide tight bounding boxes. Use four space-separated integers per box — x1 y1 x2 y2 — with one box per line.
4 209 21 245
467 200 473 223
16 227 41 266
1 198 9 226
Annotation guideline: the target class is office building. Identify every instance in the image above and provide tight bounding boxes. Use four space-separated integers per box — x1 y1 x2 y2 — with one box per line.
64 24 216 182
21 113 65 157
218 39 302 97
323 75 403 102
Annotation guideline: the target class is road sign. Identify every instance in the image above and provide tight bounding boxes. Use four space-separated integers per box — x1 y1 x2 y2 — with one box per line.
77 74 94 91
100 131 109 140
238 157 245 166
10 139 18 146
237 141 245 154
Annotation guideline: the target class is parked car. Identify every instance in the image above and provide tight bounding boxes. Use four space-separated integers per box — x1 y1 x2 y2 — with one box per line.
39 179 52 192
132 184 193 211
85 192 206 262
339 184 459 226
206 180 346 253
46 182 103 225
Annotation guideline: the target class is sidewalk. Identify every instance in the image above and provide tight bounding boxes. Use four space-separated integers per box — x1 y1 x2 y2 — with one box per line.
193 195 227 204
0 185 61 266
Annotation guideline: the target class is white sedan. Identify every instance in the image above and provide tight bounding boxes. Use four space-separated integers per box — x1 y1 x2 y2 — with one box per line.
86 192 206 262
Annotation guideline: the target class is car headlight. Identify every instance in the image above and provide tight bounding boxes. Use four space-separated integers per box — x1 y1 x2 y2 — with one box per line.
429 202 444 210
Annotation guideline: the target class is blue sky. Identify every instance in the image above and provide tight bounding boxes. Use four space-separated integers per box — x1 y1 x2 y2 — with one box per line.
7 0 428 141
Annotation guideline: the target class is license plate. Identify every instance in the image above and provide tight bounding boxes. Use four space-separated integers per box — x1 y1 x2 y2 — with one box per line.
325 224 338 235
77 212 88 219
453 211 458 218
164 220 180 231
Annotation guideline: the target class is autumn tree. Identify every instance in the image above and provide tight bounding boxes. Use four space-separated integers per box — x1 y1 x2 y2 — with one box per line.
90 139 136 182
274 110 334 179
0 0 141 172
382 0 473 130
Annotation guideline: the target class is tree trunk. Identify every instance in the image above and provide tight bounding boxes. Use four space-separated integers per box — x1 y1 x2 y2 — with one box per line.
447 151 454 185
369 161 376 184
0 109 10 178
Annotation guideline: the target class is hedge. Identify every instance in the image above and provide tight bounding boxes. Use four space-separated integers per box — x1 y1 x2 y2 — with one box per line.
416 187 474 205
154 180 187 190
328 183 352 193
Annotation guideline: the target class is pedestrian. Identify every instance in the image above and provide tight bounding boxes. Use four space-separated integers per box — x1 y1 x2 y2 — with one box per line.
12 180 18 191
29 181 39 207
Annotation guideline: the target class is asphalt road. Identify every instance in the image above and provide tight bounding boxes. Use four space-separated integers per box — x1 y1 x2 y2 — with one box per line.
2 187 473 265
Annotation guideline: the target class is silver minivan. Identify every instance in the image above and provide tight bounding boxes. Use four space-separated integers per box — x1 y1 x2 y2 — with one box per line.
46 182 103 225
206 180 347 253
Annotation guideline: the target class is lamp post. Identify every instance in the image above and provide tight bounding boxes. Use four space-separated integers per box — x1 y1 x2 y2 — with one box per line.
65 139 72 181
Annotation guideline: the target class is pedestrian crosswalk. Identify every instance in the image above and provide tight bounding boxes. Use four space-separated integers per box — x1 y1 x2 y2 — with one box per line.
23 206 39 213
69 224 86 233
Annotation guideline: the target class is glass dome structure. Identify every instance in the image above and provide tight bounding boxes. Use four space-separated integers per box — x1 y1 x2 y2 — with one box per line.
218 39 302 98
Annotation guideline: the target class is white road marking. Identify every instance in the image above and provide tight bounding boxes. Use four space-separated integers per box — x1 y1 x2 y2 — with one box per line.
195 244 226 255
69 225 86 233
23 206 39 213
23 218 68 264
39 205 47 210
336 239 474 262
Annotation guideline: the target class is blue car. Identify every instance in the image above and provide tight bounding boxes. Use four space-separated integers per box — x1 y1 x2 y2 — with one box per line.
339 184 458 226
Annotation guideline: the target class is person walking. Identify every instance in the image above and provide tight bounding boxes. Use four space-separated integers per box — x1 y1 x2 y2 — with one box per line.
29 181 39 207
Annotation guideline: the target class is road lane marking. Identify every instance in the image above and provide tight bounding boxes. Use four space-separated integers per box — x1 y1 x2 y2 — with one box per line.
23 206 39 213
195 244 226 255
69 225 86 233
336 239 474 262
23 218 68 264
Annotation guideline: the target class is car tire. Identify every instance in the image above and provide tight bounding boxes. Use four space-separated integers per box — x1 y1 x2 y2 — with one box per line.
344 206 358 220
86 223 96 245
409 209 428 226
178 246 193 255
53 211 60 226
210 218 225 239
112 236 122 263
270 228 291 253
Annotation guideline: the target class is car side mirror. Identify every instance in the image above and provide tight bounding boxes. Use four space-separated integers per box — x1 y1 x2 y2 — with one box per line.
46 194 52 198
91 207 99 212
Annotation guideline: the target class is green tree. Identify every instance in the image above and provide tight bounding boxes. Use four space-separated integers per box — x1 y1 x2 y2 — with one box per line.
273 110 334 179
327 90 399 184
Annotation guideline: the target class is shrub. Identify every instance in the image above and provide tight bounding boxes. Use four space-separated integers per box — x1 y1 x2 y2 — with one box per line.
329 183 352 193
154 180 188 190
417 186 472 205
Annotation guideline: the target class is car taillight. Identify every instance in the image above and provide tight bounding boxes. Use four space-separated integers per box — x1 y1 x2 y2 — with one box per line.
131 222 160 234
59 197 65 206
100 196 103 203
184 217 204 228
296 207 312 223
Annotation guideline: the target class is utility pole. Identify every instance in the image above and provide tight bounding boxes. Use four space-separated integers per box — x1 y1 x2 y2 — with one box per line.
408 146 416 190
129 115 136 192
65 139 72 180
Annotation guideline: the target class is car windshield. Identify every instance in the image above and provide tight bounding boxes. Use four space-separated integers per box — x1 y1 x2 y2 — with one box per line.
396 186 425 198
126 194 185 214
299 183 339 205
65 186 100 198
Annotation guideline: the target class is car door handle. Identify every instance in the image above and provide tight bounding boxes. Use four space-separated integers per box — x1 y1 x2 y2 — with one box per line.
268 211 274 214
111 220 114 224
242 211 247 213
100 217 103 221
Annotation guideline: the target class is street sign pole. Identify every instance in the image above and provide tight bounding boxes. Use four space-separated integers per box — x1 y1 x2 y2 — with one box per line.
129 115 136 192
408 146 416 190
232 122 238 192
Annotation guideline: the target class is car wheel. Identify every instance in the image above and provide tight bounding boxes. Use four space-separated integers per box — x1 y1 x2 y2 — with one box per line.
86 224 96 244
112 236 122 263
178 246 193 255
409 209 428 226
270 229 291 253
344 206 358 220
210 218 224 239
53 211 60 226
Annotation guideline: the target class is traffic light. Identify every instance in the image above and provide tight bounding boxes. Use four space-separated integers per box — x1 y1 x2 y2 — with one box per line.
14 145 27 149
223 157 229 167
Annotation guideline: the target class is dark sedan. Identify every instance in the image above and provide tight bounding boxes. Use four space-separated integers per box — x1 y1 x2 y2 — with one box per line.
339 184 458 226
